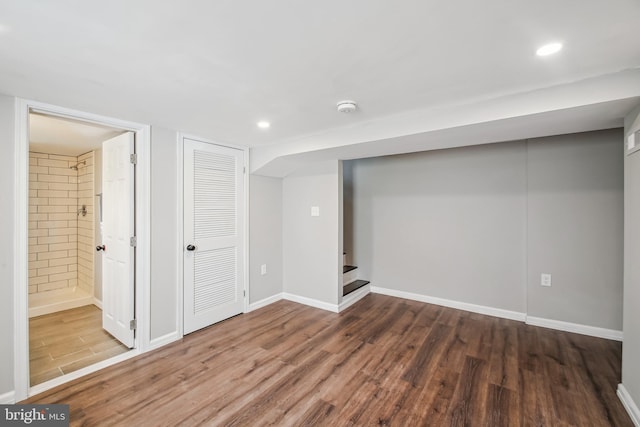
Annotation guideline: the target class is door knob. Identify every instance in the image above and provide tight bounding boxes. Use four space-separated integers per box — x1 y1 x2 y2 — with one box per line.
96 245 106 252
186 244 196 251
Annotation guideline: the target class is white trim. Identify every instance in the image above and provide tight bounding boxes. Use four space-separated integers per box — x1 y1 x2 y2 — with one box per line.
29 295 93 318
526 316 623 341
176 133 184 339
338 284 370 312
248 293 284 312
282 293 339 313
14 99 152 402
93 297 103 310
371 286 526 322
0 390 15 404
618 384 640 427
14 98 29 401
28 350 141 398
148 331 182 350
176 133 249 336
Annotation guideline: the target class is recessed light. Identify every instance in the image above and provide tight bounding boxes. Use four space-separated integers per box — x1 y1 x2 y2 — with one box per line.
536 42 563 57
257 121 270 129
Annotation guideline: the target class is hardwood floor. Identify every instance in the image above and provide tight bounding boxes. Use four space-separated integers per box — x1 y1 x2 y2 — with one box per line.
25 294 631 426
29 305 129 386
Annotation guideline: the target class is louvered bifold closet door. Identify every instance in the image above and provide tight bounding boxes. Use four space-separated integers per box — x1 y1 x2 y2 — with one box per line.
184 138 245 334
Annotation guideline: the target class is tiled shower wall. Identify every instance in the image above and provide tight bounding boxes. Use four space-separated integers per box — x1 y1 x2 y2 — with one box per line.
77 152 94 295
28 151 94 296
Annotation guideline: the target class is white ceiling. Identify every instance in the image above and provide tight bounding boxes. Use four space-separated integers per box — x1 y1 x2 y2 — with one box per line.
29 113 124 156
1 1 640 173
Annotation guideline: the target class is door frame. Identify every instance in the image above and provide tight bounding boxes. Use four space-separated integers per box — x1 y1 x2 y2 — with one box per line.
14 98 151 401
176 133 249 338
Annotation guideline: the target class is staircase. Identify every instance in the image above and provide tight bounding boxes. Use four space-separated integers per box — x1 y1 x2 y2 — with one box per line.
343 253 370 296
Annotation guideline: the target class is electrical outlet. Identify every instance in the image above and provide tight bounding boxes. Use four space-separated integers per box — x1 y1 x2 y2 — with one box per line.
541 273 552 287
311 206 320 217
261 264 267 275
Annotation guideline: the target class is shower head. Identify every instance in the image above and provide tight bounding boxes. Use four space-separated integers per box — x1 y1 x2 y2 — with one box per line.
69 160 86 170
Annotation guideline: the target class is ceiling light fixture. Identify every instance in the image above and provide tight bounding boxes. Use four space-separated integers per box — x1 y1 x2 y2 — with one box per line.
257 121 270 129
337 100 357 113
536 42 563 56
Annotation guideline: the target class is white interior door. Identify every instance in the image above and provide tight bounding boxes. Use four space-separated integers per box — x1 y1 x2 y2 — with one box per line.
100 132 135 348
184 138 245 334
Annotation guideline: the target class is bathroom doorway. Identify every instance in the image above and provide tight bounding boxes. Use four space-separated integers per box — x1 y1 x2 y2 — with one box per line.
27 112 130 386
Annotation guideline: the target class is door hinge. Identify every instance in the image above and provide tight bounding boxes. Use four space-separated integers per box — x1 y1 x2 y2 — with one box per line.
130 153 137 165
243 166 246 174
243 290 246 297
130 319 137 330
130 236 137 247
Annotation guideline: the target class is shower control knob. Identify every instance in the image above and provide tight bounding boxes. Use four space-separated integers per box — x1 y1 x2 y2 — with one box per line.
96 245 106 252
186 244 196 251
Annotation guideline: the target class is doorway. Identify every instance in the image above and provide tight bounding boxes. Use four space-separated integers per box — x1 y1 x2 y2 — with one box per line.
14 99 151 401
27 113 132 386
181 136 247 334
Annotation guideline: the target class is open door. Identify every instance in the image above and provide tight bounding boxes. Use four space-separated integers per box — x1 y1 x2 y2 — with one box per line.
99 132 135 348
183 138 245 334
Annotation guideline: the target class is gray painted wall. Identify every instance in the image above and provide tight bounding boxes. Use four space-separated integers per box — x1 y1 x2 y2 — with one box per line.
0 94 15 396
527 130 623 329
249 175 283 303
283 160 340 305
343 161 354 266
623 104 640 408
350 129 623 329
149 127 179 340
352 141 528 313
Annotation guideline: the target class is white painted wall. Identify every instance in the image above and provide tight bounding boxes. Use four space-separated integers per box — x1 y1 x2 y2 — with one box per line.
527 130 623 330
283 160 341 306
0 94 16 396
350 129 623 329
622 103 640 414
249 175 283 304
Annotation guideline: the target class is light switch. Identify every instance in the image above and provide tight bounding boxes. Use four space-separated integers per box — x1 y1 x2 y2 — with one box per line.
311 206 320 217
261 264 267 275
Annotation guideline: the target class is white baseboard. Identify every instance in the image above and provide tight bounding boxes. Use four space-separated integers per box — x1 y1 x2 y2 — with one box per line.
0 390 15 404
282 293 339 313
248 293 284 312
148 331 181 350
618 384 640 426
93 297 103 310
371 286 526 322
526 316 623 341
339 285 370 312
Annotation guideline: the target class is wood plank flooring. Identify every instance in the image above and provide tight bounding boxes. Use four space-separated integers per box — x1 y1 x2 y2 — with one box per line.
25 294 631 426
30 305 129 386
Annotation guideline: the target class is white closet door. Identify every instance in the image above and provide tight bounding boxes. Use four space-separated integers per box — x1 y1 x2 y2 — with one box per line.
183 138 245 334
101 132 135 348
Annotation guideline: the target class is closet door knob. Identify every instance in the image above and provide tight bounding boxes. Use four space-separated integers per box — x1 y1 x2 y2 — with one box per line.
96 245 106 252
186 244 196 251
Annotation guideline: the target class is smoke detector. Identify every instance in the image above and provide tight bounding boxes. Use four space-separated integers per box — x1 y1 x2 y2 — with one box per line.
337 100 357 113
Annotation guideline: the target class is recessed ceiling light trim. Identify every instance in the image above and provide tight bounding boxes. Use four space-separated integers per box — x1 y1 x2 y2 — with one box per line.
257 121 270 129
536 42 563 57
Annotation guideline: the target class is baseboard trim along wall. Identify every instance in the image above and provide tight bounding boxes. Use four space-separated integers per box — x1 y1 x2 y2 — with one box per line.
370 286 623 341
0 390 15 404
148 331 182 350
282 293 339 313
338 285 371 312
371 286 526 322
93 297 103 310
618 384 640 427
526 316 623 341
248 293 284 312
